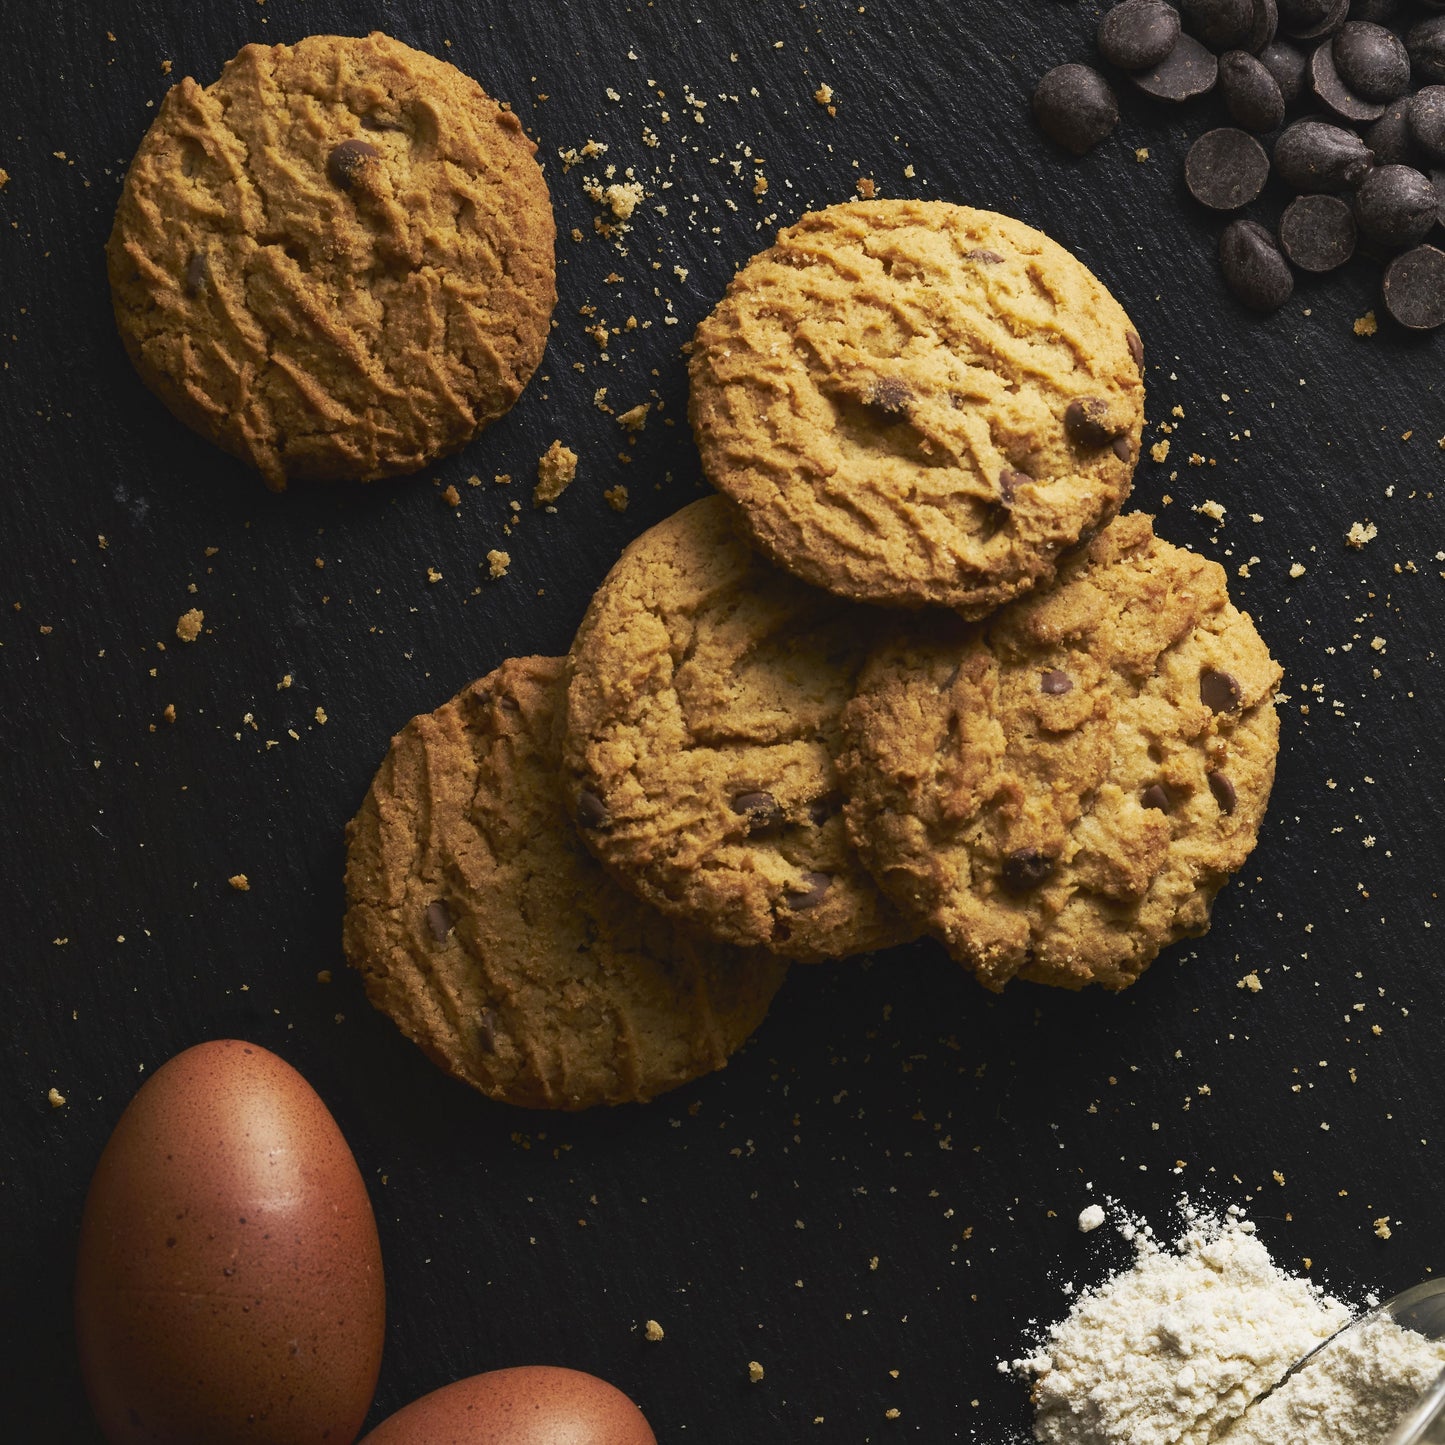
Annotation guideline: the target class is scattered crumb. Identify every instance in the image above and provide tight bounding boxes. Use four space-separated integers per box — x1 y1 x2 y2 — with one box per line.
486 549 511 579
162 703 176 724
534 440 579 506
426 567 443 584
604 485 630 513
0 168 9 189
493 472 511 486
1346 520 1378 549
228 873 250 892
48 1087 66 1108
617 402 651 432
1134 147 1149 163
467 473 483 487
277 674 292 690
644 1319 665 1342
1078 1204 1105 1233
1353 311 1378 337
1150 440 1170 464
1375 1216 1393 1240
856 176 876 199
175 608 204 643
160 59 172 75
1238 971 1263 992
1195 499 1226 522
748 1361 765 1383
1289 562 1307 578
441 484 461 507
814 83 834 105
315 706 328 725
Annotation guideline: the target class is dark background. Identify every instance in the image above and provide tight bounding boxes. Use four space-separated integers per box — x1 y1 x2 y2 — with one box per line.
3 1 1443 1439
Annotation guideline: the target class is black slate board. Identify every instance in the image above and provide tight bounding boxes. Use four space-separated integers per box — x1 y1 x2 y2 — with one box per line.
4 1 1444 1440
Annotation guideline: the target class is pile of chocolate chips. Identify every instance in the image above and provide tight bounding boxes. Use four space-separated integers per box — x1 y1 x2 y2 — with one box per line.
1033 0 1445 329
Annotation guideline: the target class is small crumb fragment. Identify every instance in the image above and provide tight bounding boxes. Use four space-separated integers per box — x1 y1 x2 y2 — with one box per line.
315 706 328 725
1353 311 1378 337
277 673 292 690
1135 147 1149 162
644 1319 665 1342
1195 499 1226 522
160 59 172 75
228 873 250 892
0 168 10 189
426 567 443 584
48 1087 66 1109
1375 1216 1393 1240
617 402 651 432
814 83 834 105
1078 1204 1105 1233
1273 1170 1286 1186
534 440 579 506
1289 562 1307 578
317 969 332 984
1238 971 1263 992
1346 520 1378 549
604 485 630 513
856 176 876 199
493 472 511 486
175 608 204 643
1150 440 1170 464
162 703 176 724
486 549 511 579
748 1361 765 1383
442 484 461 507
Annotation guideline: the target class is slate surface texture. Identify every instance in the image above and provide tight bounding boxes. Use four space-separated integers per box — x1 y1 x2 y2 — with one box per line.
3 1 1443 1440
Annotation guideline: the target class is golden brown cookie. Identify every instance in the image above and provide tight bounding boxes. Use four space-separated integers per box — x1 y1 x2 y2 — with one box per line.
108 32 556 489
560 496 912 964
688 201 1145 617
343 656 788 1110
839 514 1281 991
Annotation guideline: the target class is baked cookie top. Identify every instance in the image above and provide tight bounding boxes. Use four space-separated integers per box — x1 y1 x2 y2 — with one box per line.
688 200 1145 616
343 656 787 1110
839 513 1282 991
561 496 912 964
108 32 555 489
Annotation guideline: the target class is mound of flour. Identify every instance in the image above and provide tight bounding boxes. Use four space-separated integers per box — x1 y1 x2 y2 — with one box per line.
1009 1202 1445 1445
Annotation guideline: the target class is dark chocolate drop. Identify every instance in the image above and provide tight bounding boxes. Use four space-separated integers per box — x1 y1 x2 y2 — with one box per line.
1040 669 1074 695
1208 772 1238 814
425 899 454 942
576 788 611 829
1001 849 1056 893
1200 668 1243 712
327 137 381 189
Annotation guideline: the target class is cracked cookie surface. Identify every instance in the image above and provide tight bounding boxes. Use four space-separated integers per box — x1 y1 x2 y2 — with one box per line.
108 31 555 489
688 201 1145 616
839 514 1281 991
343 656 788 1110
561 496 912 964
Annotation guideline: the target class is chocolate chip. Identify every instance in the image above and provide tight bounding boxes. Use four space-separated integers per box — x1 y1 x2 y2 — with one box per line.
1279 193 1358 271
965 248 1006 263
1098 0 1183 70
868 378 913 413
1040 669 1074 695
1382 244 1445 328
1365 98 1416 165
477 1010 498 1053
1310 38 1386 122
576 788 610 829
1200 667 1243 711
1409 86 1445 162
783 872 832 911
1141 783 1175 813
1112 436 1134 462
1208 772 1238 814
808 797 837 826
326 138 380 190
1219 50 1287 131
1219 219 1296 312
1407 16 1445 85
1182 0 1255 49
425 899 453 942
1432 168 1445 228
1032 64 1120 155
1001 849 1057 894
1259 37 1310 104
1134 32 1220 100
1273 119 1374 190
1064 397 1121 449
1280 0 1348 40
999 467 1030 503
1127 329 1145 367
1354 164 1438 246
732 790 786 831
183 251 210 297
1332 21 1410 100
1186 128 1272 210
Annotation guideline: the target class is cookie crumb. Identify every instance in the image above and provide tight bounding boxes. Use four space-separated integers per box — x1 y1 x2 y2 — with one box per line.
814 83 834 105
748 1361 765 1383
1150 440 1170 463
1078 1204 1106 1233
486 549 511 579
1135 147 1150 162
644 1319 665 1341
1238 971 1263 992
1346 520 1378 549
277 673 292 690
617 402 651 432
1289 562 1307 578
1374 1216 1393 1240
162 703 176 724
228 873 250 892
493 472 511 486
160 59 172 75
534 440 579 506
1353 311 1378 337
0 168 9 189
604 485 630 513
315 706 328 725
442 484 461 507
856 176 877 199
427 567 443 584
48 1086 66 1108
317 969 332 984
175 608 204 643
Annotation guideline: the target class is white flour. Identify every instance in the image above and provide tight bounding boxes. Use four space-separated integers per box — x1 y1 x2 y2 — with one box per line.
1010 1203 1445 1445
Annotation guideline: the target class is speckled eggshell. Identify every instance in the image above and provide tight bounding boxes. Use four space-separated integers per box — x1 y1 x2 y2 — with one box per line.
358 1366 658 1445
75 1039 385 1445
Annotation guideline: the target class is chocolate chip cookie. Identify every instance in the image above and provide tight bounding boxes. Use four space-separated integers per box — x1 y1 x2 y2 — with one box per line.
688 200 1145 617
839 514 1281 990
560 496 912 964
108 32 556 489
343 656 788 1110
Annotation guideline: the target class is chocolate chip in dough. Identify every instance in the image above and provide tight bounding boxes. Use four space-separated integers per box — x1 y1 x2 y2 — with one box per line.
1279 193 1358 271
1200 667 1244 712
1040 669 1074 695
1332 21 1410 101
1186 128 1272 209
576 789 611 829
1032 64 1120 154
183 251 210 297
426 899 454 942
1001 849 1057 894
1220 219 1295 311
1208 772 1238 814
326 137 381 189
1098 0 1183 70
783 872 833 911
732 790 787 832
1219 50 1287 131
1354 164 1439 246
1064 397 1122 448
1134 33 1220 100
1141 783 1175 813
1127 329 1145 366
1382 244 1445 328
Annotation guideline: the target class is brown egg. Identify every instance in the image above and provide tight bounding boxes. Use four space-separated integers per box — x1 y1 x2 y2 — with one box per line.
358 1366 657 1445
75 1039 385 1444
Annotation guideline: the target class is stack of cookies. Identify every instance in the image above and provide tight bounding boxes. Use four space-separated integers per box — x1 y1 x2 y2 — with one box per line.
343 200 1282 1110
